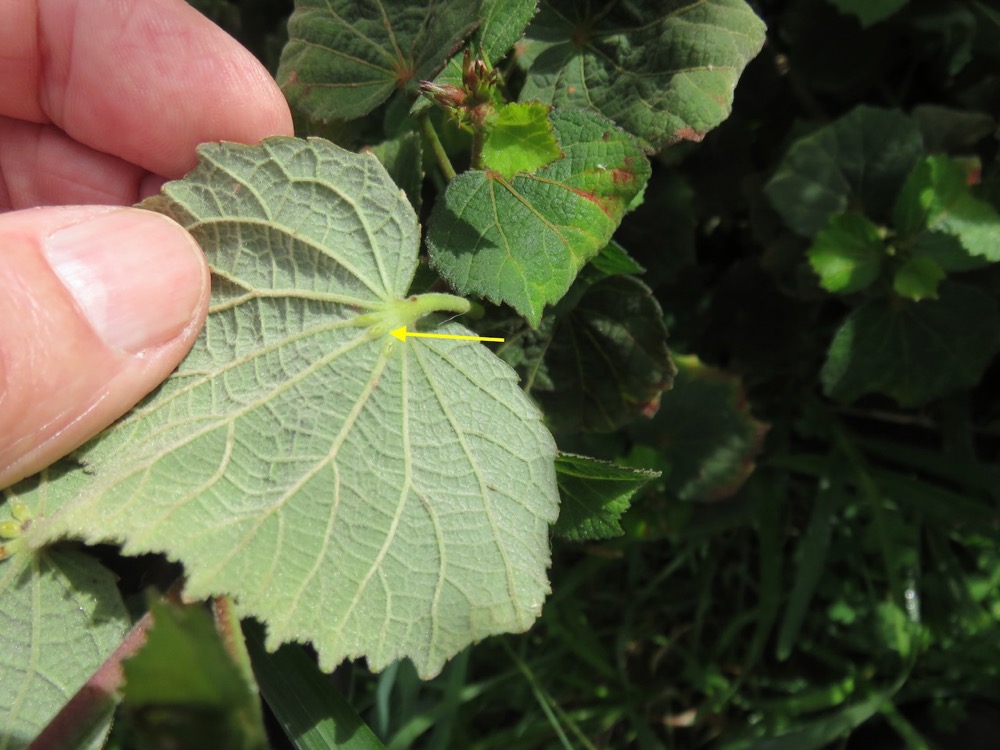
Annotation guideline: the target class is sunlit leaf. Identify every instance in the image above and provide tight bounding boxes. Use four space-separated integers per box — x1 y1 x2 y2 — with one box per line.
519 0 766 151
807 213 885 294
19 137 558 680
428 109 649 325
278 0 481 120
893 155 1000 261
0 534 127 749
481 102 563 179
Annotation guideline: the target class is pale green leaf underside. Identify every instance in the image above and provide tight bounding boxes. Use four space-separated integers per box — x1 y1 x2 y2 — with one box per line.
20 137 558 679
0 547 127 749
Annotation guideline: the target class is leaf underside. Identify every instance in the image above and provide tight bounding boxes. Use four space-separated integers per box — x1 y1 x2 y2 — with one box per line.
16 137 559 679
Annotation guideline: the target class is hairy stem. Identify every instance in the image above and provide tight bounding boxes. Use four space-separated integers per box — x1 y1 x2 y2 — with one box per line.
419 111 456 181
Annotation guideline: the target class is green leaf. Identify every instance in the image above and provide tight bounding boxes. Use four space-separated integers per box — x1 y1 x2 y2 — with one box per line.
519 0 766 151
765 106 924 238
495 272 673 433
244 620 385 750
807 213 885 294
821 282 1000 406
277 0 481 120
19 137 558 680
121 600 266 750
481 102 563 179
553 454 659 541
588 240 646 277
908 231 990 273
825 0 908 27
892 256 945 301
428 109 650 325
367 131 424 214
409 0 539 116
893 155 1000 261
473 0 538 63
628 355 768 502
0 540 128 749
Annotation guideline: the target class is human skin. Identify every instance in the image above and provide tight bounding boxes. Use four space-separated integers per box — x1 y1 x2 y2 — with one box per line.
0 0 293 487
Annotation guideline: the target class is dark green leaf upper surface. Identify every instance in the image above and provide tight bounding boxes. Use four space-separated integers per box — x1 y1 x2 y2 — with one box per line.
428 109 650 325
495 271 673 433
807 213 884 294
628 355 768 502
553 454 659 541
519 0 767 151
893 155 1000 261
821 282 1000 406
20 137 558 679
278 0 481 120
766 106 925 238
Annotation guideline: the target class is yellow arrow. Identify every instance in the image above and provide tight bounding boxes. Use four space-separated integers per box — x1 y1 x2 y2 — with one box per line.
391 326 504 343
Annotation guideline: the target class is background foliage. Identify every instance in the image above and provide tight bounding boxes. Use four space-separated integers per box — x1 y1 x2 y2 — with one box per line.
4 0 1000 748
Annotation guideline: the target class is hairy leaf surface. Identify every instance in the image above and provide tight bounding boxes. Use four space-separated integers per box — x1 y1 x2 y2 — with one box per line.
520 0 767 151
428 109 649 325
20 137 558 679
0 541 127 749
278 0 480 120
553 454 659 541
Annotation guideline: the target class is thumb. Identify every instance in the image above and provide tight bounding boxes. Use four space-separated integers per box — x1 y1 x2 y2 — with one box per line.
0 206 209 488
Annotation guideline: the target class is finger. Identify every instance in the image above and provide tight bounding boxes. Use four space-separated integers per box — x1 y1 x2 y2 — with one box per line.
0 118 149 210
0 0 293 179
0 206 210 488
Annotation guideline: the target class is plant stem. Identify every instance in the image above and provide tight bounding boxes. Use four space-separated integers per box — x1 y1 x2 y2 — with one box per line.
470 126 485 170
419 111 456 181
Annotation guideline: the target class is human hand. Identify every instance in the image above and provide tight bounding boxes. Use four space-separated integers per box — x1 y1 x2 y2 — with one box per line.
0 0 293 487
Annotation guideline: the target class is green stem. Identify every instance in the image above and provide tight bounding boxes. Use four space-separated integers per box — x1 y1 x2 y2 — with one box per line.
419 112 456 181
470 126 485 170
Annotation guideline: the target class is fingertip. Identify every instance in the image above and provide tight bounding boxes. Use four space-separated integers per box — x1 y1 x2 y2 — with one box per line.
0 206 209 487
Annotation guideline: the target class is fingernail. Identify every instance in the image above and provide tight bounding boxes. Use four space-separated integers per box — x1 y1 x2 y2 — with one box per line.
44 208 206 354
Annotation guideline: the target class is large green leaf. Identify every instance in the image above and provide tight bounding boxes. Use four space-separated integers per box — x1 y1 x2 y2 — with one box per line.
821 282 1000 406
493 269 673 433
17 137 558 680
628 355 768 502
427 109 649 325
893 155 1000 261
519 0 766 151
0 536 128 750
277 0 481 121
765 106 925 238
